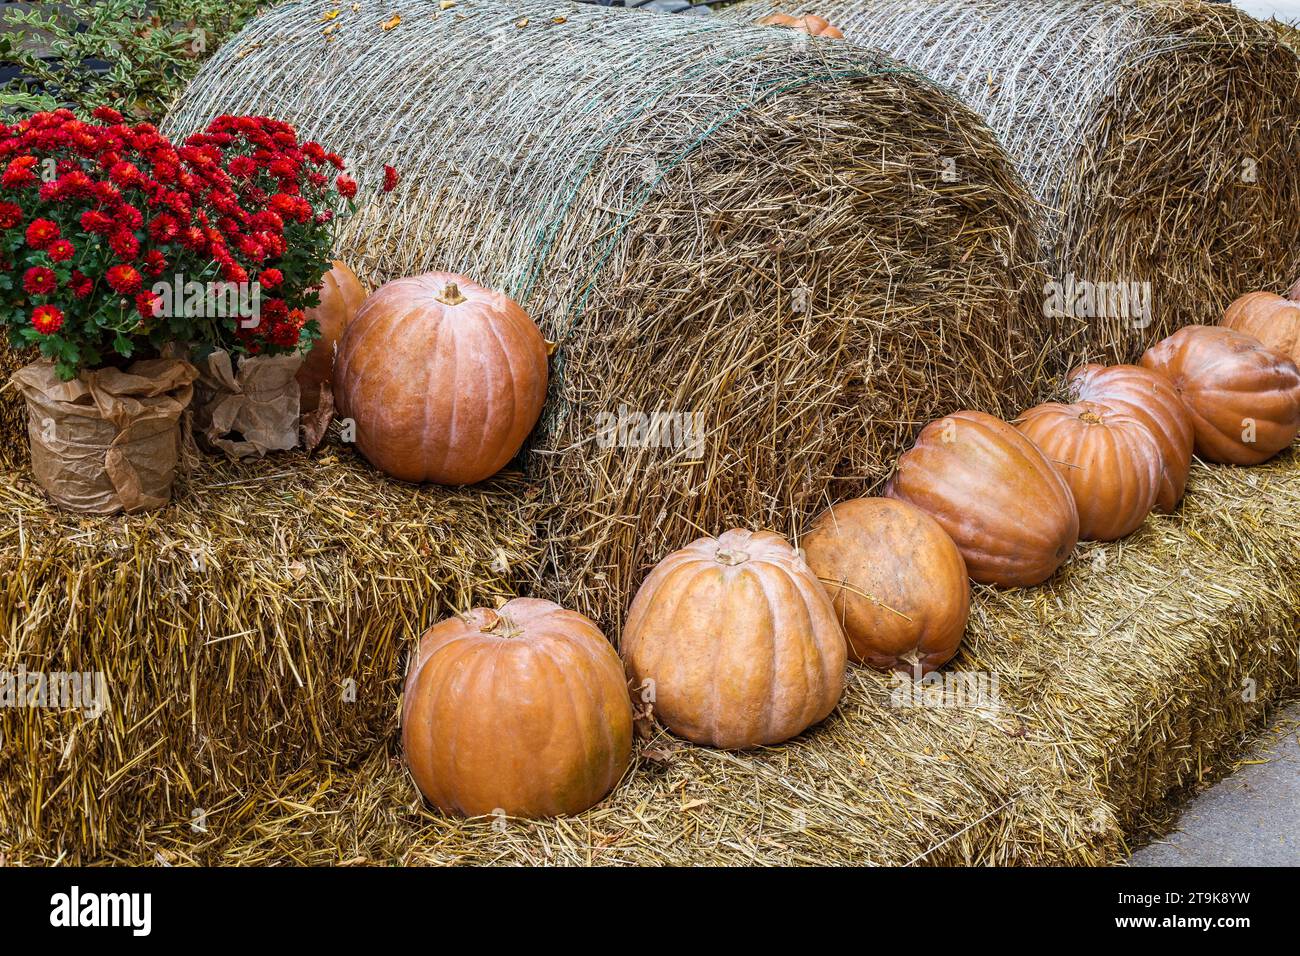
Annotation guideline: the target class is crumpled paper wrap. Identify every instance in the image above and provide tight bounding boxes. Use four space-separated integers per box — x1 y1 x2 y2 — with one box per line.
11 358 198 514
193 350 303 459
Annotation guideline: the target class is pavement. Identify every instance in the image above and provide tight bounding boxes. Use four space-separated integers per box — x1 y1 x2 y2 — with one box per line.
1129 702 1300 866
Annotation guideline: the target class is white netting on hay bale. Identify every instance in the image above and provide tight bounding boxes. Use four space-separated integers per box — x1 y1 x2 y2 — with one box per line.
724 0 1300 360
166 0 1048 632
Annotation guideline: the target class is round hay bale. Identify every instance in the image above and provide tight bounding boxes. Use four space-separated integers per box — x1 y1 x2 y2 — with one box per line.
164 0 1048 633
724 0 1300 362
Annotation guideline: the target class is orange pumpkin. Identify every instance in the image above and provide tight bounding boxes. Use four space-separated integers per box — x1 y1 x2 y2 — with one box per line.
1016 400 1162 541
757 12 845 38
623 529 846 750
885 410 1079 587
803 497 969 675
1220 291 1300 366
401 598 632 818
296 261 368 412
1141 325 1300 465
1067 363 1194 513
335 273 548 484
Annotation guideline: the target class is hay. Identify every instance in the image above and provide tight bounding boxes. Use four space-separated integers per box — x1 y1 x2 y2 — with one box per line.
0 440 539 862
13 450 1294 865
0 351 25 471
722 0 1300 364
162 0 1048 634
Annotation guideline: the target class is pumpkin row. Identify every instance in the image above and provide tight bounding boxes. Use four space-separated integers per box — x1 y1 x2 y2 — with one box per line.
313 266 1300 819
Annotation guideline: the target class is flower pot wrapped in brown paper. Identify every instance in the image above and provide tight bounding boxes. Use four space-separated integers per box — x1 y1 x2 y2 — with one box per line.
193 349 303 459
10 358 198 514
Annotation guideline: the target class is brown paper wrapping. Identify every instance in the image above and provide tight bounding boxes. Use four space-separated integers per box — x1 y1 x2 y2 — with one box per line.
11 358 198 514
194 349 303 459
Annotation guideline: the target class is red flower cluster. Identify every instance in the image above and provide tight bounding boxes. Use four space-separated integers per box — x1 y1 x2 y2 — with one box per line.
0 109 373 379
176 114 366 355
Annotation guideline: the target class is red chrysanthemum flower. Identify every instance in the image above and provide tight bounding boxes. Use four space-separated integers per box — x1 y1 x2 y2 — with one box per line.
47 239 75 263
335 175 357 199
0 201 21 229
108 160 142 188
69 270 94 298
91 106 124 124
2 156 39 189
109 230 140 260
257 268 283 290
25 218 60 249
105 263 142 295
58 170 94 197
236 235 266 262
142 249 167 277
148 213 179 243
23 266 56 296
135 290 162 318
382 164 399 193
80 210 114 235
117 204 144 230
30 304 63 335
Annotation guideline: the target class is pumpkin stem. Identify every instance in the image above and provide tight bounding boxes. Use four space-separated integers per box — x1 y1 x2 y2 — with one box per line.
714 548 750 566
436 282 468 306
1078 410 1104 425
482 611 523 639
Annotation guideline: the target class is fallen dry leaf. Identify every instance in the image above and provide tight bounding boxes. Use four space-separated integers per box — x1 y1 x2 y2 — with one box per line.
321 9 340 20
640 746 676 766
381 13 401 30
515 17 529 28
301 382 335 452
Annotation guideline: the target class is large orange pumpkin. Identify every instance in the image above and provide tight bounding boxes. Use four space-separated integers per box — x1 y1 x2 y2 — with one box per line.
1141 325 1300 465
1220 291 1300 366
756 12 845 38
803 497 969 675
335 273 548 484
1016 400 1162 541
622 529 846 750
1067 363 1194 513
401 598 632 818
884 410 1079 587
296 260 368 413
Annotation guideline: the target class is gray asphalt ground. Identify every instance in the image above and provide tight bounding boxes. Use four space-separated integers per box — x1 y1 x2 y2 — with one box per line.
1129 702 1299 866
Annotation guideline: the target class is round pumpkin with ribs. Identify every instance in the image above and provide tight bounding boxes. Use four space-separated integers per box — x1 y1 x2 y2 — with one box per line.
1220 290 1300 366
1141 325 1300 466
402 598 632 818
756 12 845 38
803 497 969 675
335 272 548 484
296 260 368 412
884 410 1079 587
623 528 846 750
1016 400 1162 541
1067 363 1194 513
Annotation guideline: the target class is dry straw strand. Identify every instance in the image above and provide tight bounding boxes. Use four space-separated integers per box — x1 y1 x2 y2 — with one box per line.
162 0 1050 636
